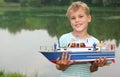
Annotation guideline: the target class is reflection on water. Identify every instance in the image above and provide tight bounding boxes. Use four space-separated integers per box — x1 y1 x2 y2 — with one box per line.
0 29 59 77
0 8 120 77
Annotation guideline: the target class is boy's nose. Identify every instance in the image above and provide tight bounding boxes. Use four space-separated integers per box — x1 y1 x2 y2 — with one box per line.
75 17 80 22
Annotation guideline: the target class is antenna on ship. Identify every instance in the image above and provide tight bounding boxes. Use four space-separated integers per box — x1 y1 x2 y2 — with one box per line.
93 43 96 51
58 40 60 48
54 42 57 52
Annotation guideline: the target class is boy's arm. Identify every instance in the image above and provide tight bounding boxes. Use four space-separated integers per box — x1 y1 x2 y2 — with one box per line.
90 62 98 72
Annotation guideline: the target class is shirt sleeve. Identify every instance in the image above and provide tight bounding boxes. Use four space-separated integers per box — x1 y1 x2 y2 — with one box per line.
59 35 68 47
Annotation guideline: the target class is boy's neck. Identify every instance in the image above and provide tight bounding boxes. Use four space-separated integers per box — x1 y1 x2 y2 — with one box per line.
72 31 90 39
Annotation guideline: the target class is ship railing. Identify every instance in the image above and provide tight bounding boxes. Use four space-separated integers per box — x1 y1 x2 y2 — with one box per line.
40 46 53 51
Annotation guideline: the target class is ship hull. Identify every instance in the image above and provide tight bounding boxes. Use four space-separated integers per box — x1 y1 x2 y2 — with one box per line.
40 51 115 64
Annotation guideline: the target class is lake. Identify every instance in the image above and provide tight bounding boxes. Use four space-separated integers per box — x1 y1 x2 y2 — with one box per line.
0 7 120 77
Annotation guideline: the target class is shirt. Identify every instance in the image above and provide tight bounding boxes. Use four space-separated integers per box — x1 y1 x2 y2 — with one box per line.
59 32 99 77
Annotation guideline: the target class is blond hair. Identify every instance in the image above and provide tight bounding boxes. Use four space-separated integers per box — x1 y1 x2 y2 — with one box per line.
66 1 90 17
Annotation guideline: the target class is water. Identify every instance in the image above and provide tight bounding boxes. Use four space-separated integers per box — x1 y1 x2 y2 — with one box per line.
0 29 60 77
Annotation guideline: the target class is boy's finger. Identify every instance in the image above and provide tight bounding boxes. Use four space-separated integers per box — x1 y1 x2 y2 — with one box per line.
56 57 60 61
61 52 65 61
68 54 71 61
69 60 75 65
56 57 60 64
65 52 68 60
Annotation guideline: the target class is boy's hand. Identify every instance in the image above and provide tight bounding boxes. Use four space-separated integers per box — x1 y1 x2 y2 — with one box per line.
94 58 107 67
90 58 108 72
56 52 74 71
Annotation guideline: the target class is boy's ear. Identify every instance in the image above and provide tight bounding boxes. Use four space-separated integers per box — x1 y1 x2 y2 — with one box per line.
88 15 91 22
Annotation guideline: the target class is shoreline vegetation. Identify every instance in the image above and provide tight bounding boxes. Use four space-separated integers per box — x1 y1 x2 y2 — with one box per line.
0 70 26 77
0 4 120 10
0 1 120 13
0 5 120 18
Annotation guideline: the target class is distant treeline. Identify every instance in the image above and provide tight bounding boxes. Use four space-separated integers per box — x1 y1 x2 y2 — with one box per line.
2 0 120 7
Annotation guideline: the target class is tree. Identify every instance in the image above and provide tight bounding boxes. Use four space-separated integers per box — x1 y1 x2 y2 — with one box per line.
103 0 120 7
4 0 20 2
59 0 70 6
92 0 103 6
20 0 28 7
28 0 42 7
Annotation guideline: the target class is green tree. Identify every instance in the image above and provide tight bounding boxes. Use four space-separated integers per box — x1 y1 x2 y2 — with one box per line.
4 0 19 2
20 0 42 7
59 0 70 6
92 0 103 6
20 0 28 7
28 0 42 7
103 0 120 7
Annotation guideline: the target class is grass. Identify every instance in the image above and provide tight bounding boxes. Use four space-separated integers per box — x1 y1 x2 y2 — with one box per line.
0 70 26 77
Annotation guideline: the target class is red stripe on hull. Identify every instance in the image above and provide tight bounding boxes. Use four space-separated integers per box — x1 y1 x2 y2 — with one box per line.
50 60 57 64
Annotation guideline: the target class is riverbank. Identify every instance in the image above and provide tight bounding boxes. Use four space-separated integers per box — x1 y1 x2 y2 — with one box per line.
0 70 26 77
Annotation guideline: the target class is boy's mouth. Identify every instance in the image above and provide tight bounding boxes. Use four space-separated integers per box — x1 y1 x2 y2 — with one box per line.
75 24 82 28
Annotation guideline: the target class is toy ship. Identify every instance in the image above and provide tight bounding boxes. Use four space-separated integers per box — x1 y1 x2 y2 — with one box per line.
40 42 115 64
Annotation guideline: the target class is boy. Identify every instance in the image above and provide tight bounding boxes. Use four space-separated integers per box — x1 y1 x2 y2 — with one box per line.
56 1 107 77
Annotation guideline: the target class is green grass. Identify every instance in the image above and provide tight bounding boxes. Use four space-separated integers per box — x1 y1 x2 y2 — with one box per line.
0 70 26 77
0 0 4 2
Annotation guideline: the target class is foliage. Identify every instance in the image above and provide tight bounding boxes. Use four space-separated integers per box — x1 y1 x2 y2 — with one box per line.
0 71 4 77
102 0 120 7
0 1 19 7
1 0 120 7
4 0 19 2
0 70 26 77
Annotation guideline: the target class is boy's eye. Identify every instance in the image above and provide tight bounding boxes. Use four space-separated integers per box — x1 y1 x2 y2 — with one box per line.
79 15 83 18
71 17 75 20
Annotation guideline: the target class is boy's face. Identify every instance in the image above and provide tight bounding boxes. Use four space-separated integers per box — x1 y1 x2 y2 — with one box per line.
69 8 91 33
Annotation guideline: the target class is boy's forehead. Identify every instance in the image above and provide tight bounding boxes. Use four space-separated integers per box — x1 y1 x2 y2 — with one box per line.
69 8 86 15
67 7 90 18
